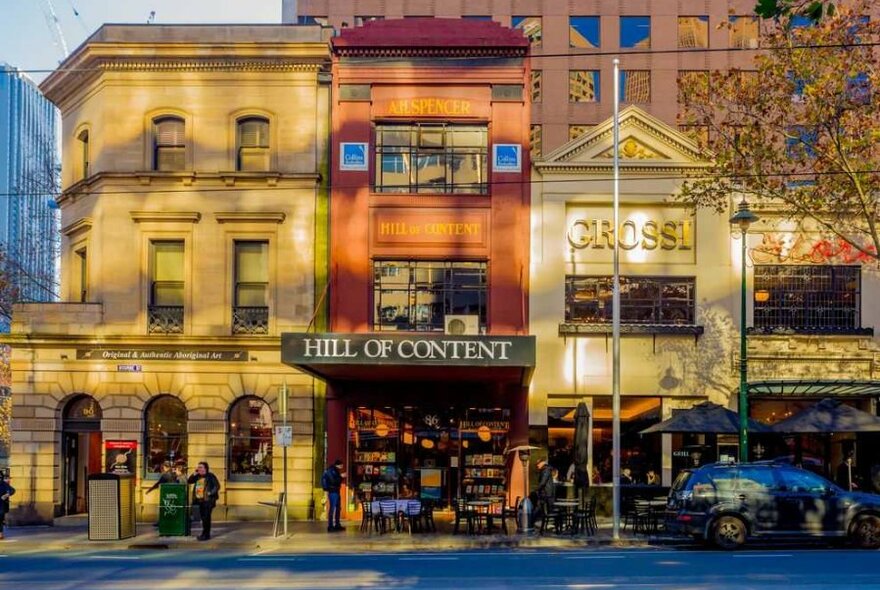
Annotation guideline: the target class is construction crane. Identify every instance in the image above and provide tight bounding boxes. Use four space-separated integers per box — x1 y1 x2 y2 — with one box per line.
40 0 70 61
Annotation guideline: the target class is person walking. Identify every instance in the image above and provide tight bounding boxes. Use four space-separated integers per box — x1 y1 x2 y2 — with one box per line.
187 462 220 541
321 459 345 532
535 459 556 523
0 472 15 540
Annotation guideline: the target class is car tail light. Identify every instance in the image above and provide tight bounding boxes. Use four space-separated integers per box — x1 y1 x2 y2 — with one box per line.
677 514 693 522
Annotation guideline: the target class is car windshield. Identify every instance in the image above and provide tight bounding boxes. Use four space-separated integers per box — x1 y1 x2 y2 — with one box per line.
671 470 691 491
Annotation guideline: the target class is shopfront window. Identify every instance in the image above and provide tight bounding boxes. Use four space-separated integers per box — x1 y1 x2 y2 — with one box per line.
374 124 488 194
228 397 273 482
593 397 661 484
349 406 509 507
548 399 662 486
753 265 861 333
373 260 487 332
565 276 696 325
145 395 187 475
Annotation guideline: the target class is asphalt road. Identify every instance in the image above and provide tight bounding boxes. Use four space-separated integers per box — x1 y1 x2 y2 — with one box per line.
1 546 879 589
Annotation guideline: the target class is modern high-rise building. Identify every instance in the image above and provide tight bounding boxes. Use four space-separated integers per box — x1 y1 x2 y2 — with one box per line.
282 0 764 154
0 64 59 312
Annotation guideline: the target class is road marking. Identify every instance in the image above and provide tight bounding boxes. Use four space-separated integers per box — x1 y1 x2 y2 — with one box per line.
732 553 792 558
563 555 625 560
398 556 460 561
238 557 302 562
89 555 142 560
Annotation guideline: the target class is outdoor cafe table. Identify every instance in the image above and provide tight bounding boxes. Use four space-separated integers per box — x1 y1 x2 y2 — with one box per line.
553 499 580 534
371 499 420 516
467 499 501 534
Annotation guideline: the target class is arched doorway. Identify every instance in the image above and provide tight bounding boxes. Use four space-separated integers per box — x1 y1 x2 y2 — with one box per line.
61 395 102 515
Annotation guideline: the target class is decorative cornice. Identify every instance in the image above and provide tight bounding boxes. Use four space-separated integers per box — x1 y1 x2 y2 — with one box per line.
214 212 286 224
62 217 93 236
130 211 201 224
336 48 527 59
98 59 325 73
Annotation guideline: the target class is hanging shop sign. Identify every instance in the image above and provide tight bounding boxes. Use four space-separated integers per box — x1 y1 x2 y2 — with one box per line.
282 333 535 367
566 205 696 264
105 440 137 476
76 348 248 362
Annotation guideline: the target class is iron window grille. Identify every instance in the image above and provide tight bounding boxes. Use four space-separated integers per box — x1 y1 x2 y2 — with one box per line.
373 260 488 332
753 265 861 334
374 124 488 195
565 275 696 324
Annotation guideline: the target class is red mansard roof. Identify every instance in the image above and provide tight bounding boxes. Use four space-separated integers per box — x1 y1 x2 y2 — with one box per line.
332 18 528 55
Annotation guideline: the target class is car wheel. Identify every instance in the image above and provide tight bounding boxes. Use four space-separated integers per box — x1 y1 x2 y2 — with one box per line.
713 516 746 550
850 514 880 550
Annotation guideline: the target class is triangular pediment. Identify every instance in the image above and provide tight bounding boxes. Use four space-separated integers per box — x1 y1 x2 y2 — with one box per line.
536 106 707 169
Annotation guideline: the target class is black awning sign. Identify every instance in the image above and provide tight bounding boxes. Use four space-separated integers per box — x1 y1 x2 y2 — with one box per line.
282 333 535 367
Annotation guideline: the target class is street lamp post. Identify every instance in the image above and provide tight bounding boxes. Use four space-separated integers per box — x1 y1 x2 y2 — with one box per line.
730 199 759 463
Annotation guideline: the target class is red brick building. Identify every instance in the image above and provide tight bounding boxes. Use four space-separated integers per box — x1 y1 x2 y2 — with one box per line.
283 19 535 512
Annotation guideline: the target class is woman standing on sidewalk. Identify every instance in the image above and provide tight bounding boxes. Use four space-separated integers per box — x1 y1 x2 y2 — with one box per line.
188 462 220 541
0 471 15 540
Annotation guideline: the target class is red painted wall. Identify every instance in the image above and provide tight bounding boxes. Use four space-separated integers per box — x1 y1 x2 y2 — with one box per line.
329 18 531 335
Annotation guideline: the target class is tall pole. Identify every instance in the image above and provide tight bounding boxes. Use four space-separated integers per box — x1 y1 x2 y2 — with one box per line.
738 231 749 463
282 380 289 537
611 57 622 541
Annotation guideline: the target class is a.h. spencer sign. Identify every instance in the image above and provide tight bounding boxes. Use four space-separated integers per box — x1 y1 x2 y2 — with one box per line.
281 333 535 367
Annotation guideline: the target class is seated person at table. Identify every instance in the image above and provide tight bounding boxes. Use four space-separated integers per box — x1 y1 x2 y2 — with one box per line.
399 483 416 499
645 469 660 486
621 467 635 485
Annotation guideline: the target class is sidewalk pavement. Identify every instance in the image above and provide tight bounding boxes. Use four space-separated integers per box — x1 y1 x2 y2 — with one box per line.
0 518 683 554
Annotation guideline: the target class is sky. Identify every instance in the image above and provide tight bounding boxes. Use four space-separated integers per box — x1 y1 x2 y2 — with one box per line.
0 0 282 82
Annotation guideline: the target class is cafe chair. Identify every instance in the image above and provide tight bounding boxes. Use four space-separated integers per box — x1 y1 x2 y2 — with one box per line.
378 499 399 534
360 500 378 533
501 496 520 535
419 499 436 533
401 500 423 535
453 497 476 535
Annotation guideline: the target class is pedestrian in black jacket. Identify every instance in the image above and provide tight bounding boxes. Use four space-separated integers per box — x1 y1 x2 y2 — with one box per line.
0 473 15 540
321 459 345 532
535 459 555 522
187 462 220 541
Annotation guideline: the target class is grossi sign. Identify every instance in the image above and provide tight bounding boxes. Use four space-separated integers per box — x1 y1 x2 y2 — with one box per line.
566 206 696 264
281 333 535 367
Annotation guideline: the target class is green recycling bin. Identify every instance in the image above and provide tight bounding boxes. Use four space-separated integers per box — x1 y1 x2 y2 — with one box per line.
158 483 190 536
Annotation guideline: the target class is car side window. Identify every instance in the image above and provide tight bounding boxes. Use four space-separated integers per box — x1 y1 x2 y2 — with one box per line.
707 469 737 493
780 469 829 494
737 467 779 492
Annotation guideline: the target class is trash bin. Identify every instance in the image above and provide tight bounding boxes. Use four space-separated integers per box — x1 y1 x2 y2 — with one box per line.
158 483 190 536
88 473 136 540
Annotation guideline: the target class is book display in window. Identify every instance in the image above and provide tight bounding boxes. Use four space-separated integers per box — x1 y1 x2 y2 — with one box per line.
349 409 399 500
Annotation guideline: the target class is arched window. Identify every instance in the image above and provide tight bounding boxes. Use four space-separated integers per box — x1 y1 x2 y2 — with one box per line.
228 396 273 481
152 116 186 171
236 117 270 171
145 395 187 475
77 129 90 180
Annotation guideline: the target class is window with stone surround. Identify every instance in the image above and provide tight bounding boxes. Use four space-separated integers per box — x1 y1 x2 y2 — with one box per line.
236 117 270 172
145 395 188 476
152 116 186 172
228 396 273 482
149 240 184 334
233 241 269 335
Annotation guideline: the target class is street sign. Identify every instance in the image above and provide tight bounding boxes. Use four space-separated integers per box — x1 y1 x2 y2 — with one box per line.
117 364 142 372
274 425 293 447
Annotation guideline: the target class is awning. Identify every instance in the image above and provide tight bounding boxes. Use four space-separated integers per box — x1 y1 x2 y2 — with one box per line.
748 380 880 398
771 398 880 433
281 332 536 385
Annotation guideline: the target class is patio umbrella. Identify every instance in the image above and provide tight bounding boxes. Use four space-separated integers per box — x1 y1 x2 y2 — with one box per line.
573 402 590 498
770 398 880 433
639 401 773 434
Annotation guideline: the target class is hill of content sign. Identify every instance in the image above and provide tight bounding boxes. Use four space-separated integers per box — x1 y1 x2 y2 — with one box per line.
282 333 535 367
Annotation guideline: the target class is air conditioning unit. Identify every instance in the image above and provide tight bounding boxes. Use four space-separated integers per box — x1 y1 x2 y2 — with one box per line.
444 315 480 335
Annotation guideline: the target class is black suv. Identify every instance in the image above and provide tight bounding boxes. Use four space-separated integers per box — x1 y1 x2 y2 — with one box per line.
666 462 880 549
